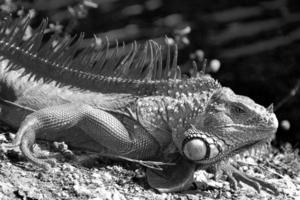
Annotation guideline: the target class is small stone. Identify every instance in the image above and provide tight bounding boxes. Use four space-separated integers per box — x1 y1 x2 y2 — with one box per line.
61 164 75 172
224 191 232 198
209 59 221 72
281 120 290 130
94 188 113 199
72 173 80 180
186 194 199 200
111 190 126 200
73 182 91 196
159 193 168 199
0 134 8 142
0 181 14 195
58 191 69 198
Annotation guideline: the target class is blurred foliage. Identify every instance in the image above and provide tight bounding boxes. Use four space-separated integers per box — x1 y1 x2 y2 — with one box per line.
0 0 299 146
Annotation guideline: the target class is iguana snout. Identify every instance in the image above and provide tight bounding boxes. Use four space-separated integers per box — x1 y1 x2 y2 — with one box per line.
203 87 278 135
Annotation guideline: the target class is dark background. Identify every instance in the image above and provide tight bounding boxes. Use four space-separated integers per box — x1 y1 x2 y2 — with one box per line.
1 0 299 147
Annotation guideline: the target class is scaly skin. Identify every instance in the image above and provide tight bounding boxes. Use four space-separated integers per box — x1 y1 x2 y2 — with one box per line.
0 16 278 194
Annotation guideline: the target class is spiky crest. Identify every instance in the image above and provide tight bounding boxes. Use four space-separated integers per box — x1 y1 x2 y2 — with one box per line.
0 15 220 96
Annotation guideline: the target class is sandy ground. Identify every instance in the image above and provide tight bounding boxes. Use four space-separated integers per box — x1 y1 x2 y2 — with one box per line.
0 123 299 200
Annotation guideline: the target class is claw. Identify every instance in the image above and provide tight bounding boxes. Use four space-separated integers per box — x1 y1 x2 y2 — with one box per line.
1 143 20 149
20 127 52 170
221 164 279 195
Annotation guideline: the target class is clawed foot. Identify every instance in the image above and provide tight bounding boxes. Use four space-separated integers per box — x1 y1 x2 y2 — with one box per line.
1 142 57 170
220 164 279 195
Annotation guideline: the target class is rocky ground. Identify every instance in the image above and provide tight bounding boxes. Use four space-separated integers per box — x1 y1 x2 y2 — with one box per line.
0 123 299 200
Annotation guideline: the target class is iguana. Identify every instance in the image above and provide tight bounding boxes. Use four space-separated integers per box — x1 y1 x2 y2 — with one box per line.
0 16 278 194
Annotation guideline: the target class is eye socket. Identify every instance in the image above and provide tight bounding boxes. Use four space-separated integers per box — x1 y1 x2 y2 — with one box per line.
231 105 246 114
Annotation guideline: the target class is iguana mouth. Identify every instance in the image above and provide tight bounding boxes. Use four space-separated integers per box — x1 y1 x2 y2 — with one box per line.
216 124 277 132
195 137 272 166
182 129 274 167
228 138 271 156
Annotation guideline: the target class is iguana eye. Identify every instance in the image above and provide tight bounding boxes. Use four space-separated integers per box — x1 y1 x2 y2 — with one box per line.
231 105 245 114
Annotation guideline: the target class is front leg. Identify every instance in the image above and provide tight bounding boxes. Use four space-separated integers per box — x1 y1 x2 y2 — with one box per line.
5 103 160 169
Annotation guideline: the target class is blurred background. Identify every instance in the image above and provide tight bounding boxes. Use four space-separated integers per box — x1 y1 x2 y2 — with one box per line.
1 0 299 148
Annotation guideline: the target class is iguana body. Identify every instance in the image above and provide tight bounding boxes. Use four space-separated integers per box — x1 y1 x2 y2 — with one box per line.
0 16 278 193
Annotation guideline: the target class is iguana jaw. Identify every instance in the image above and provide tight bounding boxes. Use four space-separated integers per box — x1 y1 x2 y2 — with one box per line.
181 124 277 166
193 134 274 166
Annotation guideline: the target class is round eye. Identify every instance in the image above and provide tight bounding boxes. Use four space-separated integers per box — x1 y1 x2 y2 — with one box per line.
183 139 207 161
231 106 245 114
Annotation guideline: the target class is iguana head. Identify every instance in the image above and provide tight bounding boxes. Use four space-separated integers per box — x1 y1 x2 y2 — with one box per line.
180 87 278 165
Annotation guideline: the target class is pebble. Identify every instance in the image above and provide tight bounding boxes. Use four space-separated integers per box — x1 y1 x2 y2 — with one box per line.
281 120 291 130
73 182 91 196
61 164 75 172
0 134 7 142
224 191 232 198
209 59 221 72
0 182 14 195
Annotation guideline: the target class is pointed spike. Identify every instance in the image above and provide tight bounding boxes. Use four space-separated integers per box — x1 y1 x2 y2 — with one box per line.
135 42 148 77
39 33 59 55
201 59 207 74
115 39 119 53
103 39 121 72
105 36 110 55
267 103 274 113
192 61 198 77
151 41 162 80
64 33 85 65
172 67 177 80
165 36 171 78
6 17 28 43
94 37 113 74
171 44 178 79
53 35 76 57
22 18 48 51
176 66 181 79
82 46 95 65
116 42 135 76
125 41 138 69
150 40 154 70
151 41 158 80
129 42 141 74
92 34 103 50
105 36 109 47
106 41 125 76
157 46 163 80
144 40 154 81
120 42 134 66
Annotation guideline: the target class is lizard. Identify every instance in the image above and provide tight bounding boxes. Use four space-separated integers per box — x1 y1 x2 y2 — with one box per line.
0 16 279 194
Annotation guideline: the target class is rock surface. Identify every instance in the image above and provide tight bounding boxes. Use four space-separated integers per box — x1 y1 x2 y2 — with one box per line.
0 123 299 200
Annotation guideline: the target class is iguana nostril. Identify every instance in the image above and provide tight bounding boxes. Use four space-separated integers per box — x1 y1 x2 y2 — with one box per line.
183 139 207 161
